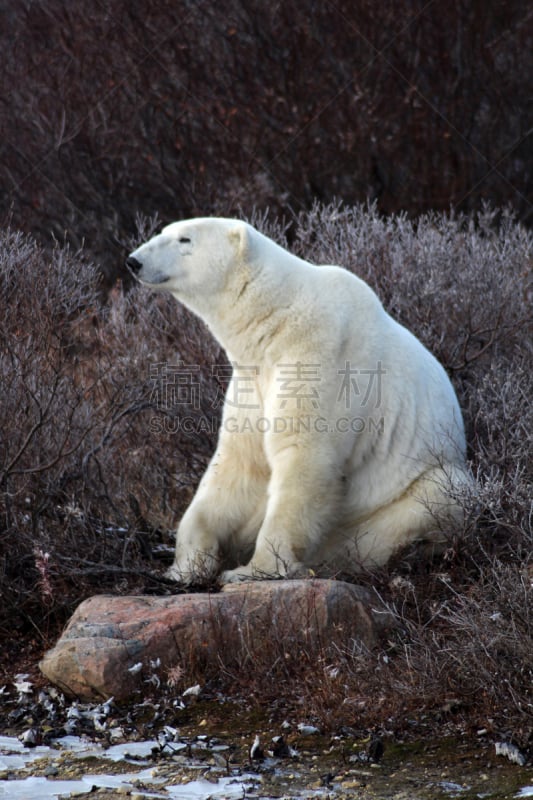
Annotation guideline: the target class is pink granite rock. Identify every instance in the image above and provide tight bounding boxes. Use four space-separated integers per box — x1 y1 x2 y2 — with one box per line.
39 579 394 701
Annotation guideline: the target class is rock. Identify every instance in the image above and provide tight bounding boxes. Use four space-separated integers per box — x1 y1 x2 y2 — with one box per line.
39 579 395 701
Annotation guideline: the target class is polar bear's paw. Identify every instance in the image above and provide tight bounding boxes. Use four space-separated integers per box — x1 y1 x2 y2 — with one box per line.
165 563 195 585
221 565 264 583
166 557 218 587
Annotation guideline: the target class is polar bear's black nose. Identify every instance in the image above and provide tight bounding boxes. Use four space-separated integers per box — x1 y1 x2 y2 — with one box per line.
126 256 143 274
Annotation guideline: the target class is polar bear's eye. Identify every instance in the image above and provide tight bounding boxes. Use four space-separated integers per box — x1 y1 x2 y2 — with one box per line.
179 237 191 244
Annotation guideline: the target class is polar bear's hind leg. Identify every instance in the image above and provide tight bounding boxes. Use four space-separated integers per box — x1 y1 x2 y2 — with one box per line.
336 465 470 571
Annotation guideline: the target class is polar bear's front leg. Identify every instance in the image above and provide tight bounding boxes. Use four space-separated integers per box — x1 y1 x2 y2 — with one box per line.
166 493 222 584
167 428 269 585
222 443 342 582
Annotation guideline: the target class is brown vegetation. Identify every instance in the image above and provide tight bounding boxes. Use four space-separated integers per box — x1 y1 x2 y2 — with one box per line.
0 204 531 739
1 0 531 286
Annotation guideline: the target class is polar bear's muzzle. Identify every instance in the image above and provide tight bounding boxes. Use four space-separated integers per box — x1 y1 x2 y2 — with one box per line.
125 255 170 286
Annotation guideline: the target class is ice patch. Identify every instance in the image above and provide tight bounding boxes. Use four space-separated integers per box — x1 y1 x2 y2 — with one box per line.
0 773 165 799
166 774 259 799
101 739 160 761
0 735 51 770
0 769 258 800
0 735 262 800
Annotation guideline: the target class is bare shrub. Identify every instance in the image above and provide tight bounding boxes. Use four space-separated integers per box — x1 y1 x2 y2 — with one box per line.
1 203 531 736
0 228 224 639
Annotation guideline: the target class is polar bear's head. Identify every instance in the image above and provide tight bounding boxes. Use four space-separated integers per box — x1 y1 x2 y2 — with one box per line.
126 218 251 299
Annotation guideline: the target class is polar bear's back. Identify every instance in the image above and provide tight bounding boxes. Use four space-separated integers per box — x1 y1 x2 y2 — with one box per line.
298 260 466 474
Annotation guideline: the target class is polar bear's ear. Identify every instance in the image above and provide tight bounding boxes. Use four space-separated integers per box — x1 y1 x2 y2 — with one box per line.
228 221 252 261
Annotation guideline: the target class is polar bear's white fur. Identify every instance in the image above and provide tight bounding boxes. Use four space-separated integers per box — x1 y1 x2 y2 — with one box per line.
127 218 471 583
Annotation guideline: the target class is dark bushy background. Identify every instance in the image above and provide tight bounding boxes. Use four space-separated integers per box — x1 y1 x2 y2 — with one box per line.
2 0 532 284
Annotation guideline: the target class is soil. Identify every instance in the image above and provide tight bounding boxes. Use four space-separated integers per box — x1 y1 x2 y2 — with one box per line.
1 632 532 799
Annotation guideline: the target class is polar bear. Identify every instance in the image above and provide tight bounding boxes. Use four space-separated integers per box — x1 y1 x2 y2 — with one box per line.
127 218 471 584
